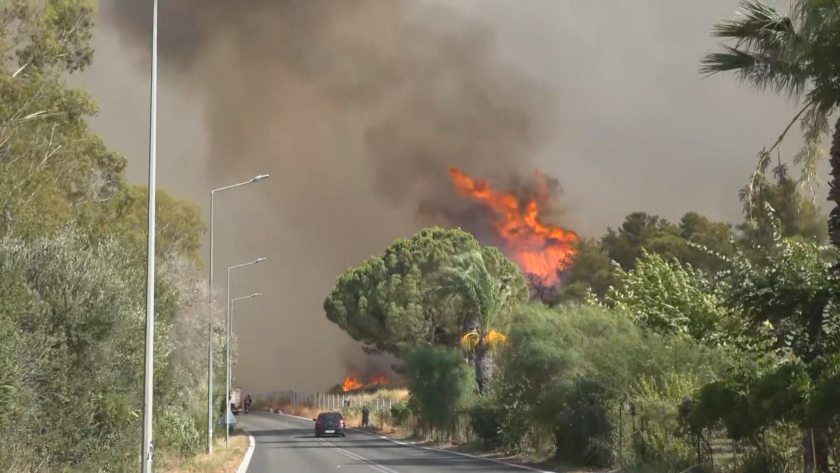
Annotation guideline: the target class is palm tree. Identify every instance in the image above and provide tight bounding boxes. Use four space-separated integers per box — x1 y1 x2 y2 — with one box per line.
432 249 517 394
700 0 840 246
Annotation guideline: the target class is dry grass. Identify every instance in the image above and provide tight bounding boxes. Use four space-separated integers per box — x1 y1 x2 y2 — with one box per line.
157 435 249 473
277 404 322 420
271 389 411 434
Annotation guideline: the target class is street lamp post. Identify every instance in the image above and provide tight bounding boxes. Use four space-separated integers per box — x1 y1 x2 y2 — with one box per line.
141 0 158 472
207 174 268 454
230 293 261 339
225 258 266 448
228 293 261 419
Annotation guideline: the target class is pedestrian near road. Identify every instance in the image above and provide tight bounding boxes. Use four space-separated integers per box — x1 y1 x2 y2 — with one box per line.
361 405 370 429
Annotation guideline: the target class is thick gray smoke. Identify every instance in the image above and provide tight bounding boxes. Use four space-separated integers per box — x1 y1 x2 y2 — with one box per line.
98 0 559 391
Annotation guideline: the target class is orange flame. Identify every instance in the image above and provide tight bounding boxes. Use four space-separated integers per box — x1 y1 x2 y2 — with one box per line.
342 377 363 392
448 167 579 285
342 374 389 392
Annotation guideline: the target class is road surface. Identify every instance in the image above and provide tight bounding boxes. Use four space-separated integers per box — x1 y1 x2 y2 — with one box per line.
239 412 547 473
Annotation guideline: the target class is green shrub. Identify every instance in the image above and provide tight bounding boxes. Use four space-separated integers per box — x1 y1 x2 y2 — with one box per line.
488 303 730 470
390 400 411 426
468 394 500 448
157 406 202 457
622 374 702 472
737 450 794 473
0 231 216 472
403 345 476 436
554 378 613 466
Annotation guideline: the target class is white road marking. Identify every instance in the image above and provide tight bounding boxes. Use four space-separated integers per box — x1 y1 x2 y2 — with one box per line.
276 412 553 473
319 437 400 473
236 431 256 473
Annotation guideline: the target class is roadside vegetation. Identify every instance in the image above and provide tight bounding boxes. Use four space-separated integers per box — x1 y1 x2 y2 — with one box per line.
322 4 840 472
3 0 840 473
157 433 249 473
0 2 231 472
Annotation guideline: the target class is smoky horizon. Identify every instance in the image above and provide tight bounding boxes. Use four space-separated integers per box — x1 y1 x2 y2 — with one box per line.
75 0 811 393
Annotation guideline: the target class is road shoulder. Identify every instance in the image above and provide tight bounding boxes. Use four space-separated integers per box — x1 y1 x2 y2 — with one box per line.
235 431 256 473
272 410 563 473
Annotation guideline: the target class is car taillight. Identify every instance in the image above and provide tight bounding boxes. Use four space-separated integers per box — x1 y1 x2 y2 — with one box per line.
339 419 344 426
317 421 322 426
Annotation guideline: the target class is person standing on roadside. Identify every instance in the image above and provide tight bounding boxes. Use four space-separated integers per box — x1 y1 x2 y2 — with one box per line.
361 405 370 428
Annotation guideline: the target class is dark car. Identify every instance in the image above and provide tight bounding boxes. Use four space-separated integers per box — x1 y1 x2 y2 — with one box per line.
314 412 346 438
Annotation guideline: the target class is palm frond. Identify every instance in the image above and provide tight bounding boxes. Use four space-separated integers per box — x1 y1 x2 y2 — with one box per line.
712 0 796 54
793 104 829 201
700 45 808 97
430 249 516 339
460 332 480 351
485 330 508 348
791 0 840 38
701 0 811 98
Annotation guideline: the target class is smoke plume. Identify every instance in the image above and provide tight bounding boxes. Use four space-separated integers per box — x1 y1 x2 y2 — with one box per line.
98 0 561 391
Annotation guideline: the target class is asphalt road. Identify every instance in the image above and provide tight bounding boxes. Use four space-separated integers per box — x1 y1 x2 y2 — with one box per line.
239 412 548 473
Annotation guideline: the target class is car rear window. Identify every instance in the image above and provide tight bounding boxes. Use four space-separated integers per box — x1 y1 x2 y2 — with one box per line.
319 413 342 421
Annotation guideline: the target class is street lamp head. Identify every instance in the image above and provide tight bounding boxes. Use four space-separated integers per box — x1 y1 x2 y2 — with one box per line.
251 174 270 182
251 293 262 298
254 257 267 264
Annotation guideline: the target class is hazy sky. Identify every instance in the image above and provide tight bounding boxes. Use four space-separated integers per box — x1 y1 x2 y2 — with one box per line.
74 0 814 392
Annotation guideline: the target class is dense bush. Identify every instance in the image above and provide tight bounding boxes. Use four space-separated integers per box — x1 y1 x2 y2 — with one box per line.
467 394 501 448
487 302 731 469
0 231 221 472
403 344 476 438
390 399 412 426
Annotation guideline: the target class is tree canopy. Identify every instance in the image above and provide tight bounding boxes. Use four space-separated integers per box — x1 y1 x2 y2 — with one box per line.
324 227 527 356
0 2 213 470
607 250 733 344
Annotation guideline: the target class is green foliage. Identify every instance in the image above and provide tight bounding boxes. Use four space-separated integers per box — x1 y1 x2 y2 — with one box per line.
608 250 734 344
722 232 840 362
0 3 212 470
625 373 703 473
403 344 476 436
559 211 738 303
432 248 528 341
0 1 126 241
736 166 827 248
2 0 96 73
599 211 735 274
601 212 682 271
0 231 217 472
390 399 411 426
491 303 730 469
467 394 501 448
555 378 613 466
431 247 528 393
324 227 525 356
558 238 614 300
88 185 208 262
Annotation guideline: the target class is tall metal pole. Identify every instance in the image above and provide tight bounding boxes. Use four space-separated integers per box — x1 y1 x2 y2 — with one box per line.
226 293 259 423
141 0 159 471
225 266 232 448
229 301 234 397
207 192 214 454
205 174 269 455
222 259 264 449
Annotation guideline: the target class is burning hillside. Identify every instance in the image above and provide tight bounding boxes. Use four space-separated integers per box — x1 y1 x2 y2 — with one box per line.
342 374 389 392
448 168 579 285
337 359 397 392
